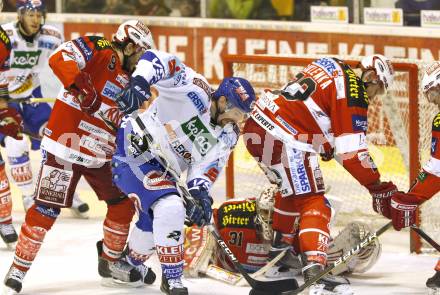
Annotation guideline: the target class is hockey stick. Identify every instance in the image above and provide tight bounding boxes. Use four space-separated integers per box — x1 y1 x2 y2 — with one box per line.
7 97 56 103
132 114 299 293
280 221 393 295
411 226 440 252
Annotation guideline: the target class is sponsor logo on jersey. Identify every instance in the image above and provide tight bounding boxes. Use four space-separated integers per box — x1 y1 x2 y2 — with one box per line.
288 148 312 195
142 170 175 191
276 115 297 135
38 40 55 50
358 150 378 172
313 57 340 77
246 243 270 255
0 28 11 48
143 52 165 83
101 80 122 100
433 113 440 131
181 116 217 156
73 38 93 62
67 152 92 165
257 92 279 113
351 115 368 132
80 135 113 158
432 137 438 155
11 50 41 69
78 120 113 142
156 244 184 264
187 91 207 114
41 28 62 39
417 171 428 183
218 200 256 229
116 74 129 87
36 166 73 206
344 67 369 109
193 77 213 97
251 109 275 131
95 38 111 50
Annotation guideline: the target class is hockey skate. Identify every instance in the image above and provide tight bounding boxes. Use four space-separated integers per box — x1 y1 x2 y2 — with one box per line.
3 266 26 294
70 193 89 219
0 223 18 250
268 231 303 269
96 241 142 285
427 271 440 295
303 264 353 295
160 274 188 295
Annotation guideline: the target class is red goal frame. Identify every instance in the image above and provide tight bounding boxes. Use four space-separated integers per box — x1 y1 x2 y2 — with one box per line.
222 54 422 253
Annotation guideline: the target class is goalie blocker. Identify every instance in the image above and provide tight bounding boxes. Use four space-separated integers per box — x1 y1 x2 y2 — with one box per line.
183 186 382 280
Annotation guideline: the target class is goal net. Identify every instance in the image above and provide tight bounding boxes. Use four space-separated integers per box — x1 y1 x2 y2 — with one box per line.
222 54 439 253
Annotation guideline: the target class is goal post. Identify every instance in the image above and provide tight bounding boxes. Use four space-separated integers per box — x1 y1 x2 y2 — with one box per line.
222 54 435 253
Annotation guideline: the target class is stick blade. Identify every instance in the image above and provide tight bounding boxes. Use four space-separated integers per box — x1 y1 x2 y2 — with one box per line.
250 277 298 293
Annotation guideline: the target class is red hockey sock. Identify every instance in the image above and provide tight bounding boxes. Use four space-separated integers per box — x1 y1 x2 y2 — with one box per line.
102 198 134 261
0 162 12 224
13 204 57 272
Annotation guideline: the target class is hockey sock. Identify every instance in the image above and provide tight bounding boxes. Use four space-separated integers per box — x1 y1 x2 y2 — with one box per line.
102 197 135 261
0 161 12 224
13 204 59 272
152 194 185 280
8 154 34 197
126 225 155 266
298 197 331 266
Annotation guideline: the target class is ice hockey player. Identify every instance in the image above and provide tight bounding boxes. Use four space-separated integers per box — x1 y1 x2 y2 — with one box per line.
386 61 440 293
2 19 155 294
0 0 89 217
243 54 397 295
184 186 382 282
111 50 256 295
0 0 22 250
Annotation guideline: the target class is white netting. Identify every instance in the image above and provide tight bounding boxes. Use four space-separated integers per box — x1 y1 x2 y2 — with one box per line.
227 54 440 252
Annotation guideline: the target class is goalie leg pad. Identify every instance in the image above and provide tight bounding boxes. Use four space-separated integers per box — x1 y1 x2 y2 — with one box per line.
102 197 135 261
13 204 59 271
0 161 12 223
152 194 185 280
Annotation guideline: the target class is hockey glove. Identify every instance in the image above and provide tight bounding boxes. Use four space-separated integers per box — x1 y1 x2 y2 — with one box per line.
115 75 151 115
365 181 398 219
0 107 23 140
70 72 101 115
390 192 420 231
187 186 213 227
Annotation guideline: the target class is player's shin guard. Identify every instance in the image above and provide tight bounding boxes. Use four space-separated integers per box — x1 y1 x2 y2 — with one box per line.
152 195 188 295
4 204 59 293
102 197 134 261
0 162 16 248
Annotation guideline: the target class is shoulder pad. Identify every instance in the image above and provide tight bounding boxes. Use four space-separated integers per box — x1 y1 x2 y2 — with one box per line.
40 26 63 40
0 27 11 51
89 36 112 50
433 112 440 132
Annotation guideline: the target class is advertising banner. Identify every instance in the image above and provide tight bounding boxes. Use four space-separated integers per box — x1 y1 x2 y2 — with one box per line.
311 6 349 23
364 8 403 26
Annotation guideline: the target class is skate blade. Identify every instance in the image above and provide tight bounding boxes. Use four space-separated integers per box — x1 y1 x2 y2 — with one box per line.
1 285 17 295
100 277 144 288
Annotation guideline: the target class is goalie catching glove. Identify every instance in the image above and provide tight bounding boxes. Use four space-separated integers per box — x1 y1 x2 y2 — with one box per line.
69 71 101 115
366 181 398 219
0 107 23 139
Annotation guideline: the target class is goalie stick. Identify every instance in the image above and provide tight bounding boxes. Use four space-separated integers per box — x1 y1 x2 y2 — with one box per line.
132 114 299 293
277 221 393 295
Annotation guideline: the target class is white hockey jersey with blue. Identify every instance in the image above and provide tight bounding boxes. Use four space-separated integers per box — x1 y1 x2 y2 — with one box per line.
115 49 239 188
0 22 63 99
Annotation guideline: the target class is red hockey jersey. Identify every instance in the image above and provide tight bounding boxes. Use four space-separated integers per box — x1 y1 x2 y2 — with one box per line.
251 57 380 186
43 36 128 167
0 26 11 98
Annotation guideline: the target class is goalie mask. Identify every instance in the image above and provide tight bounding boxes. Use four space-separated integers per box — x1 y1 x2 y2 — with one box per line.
255 186 277 241
422 62 440 106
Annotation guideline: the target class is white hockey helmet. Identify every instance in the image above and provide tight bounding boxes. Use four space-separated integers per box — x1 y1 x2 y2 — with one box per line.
113 20 154 51
360 54 394 93
422 61 440 104
255 185 277 241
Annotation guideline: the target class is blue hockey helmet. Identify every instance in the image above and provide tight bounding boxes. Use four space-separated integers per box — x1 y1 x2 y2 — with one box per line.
16 0 46 13
212 77 256 113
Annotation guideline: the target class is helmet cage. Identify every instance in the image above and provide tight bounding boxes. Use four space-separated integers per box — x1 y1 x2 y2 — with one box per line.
255 186 277 241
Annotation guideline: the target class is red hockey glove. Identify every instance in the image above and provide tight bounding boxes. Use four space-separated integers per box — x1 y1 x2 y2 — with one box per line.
0 107 23 140
70 72 100 115
365 181 398 219
390 192 420 231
